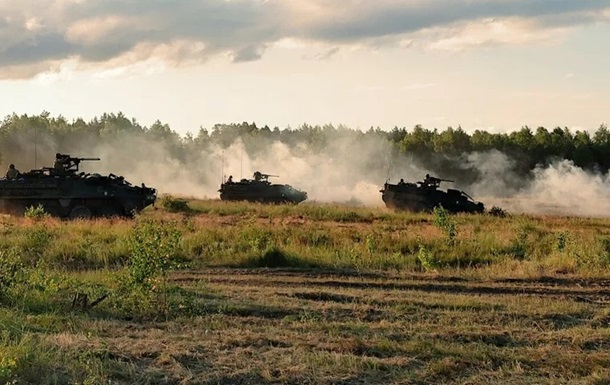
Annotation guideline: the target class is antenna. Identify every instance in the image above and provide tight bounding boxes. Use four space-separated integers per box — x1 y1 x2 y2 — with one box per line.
34 125 37 169
385 148 393 182
221 150 225 184
240 146 243 180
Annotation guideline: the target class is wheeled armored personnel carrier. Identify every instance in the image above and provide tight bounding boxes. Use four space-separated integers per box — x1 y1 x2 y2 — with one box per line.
380 174 484 213
219 171 307 204
0 154 157 219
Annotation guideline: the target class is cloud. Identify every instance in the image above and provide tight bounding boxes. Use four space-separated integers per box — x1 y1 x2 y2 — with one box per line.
0 0 608 78
232 44 267 62
302 46 340 60
422 18 570 52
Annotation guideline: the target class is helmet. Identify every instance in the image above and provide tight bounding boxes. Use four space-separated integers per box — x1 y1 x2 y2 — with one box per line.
9 164 14 169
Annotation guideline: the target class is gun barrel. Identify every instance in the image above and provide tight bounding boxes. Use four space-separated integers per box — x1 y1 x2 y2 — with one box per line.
439 178 455 183
263 174 279 177
74 157 101 161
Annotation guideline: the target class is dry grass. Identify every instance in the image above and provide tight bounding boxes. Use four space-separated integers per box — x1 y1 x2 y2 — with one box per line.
9 269 610 384
2 200 610 384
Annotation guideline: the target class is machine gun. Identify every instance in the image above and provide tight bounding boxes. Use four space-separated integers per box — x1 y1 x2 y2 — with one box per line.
56 154 100 173
419 175 454 189
436 178 454 184
253 171 279 182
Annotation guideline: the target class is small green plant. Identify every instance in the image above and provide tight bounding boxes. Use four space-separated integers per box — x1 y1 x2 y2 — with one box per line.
123 219 182 317
249 234 270 253
433 206 457 244
160 195 191 213
489 206 507 218
24 204 48 221
0 250 24 301
417 245 438 272
510 228 528 260
0 351 17 383
556 232 568 252
23 226 51 257
365 234 376 255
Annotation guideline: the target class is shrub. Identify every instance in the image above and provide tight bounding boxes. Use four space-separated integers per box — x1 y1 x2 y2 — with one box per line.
417 245 438 272
160 195 191 213
489 206 508 218
120 219 183 318
126 219 182 291
433 206 457 244
0 250 24 300
24 204 48 221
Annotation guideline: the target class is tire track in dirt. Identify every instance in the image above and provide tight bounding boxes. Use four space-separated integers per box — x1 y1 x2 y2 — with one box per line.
173 269 610 302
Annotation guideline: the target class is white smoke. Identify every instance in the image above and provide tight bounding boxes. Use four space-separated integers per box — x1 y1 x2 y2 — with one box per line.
4 123 610 217
503 160 610 217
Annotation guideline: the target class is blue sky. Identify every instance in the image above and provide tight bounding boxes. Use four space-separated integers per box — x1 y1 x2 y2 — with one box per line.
0 0 608 135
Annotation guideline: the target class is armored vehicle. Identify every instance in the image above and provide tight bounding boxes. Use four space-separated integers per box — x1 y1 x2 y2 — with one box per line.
219 171 307 204
380 174 484 213
0 154 156 219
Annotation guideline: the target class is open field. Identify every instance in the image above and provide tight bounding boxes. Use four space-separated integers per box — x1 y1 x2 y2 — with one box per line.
2 199 610 384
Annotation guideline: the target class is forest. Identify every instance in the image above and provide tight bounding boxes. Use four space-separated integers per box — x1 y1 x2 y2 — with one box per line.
0 111 608 201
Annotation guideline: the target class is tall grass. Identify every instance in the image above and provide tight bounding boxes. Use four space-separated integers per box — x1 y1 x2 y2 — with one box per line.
0 200 608 275
1 200 610 384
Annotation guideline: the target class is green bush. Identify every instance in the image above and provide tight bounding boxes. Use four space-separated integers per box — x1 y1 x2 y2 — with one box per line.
120 219 183 318
0 250 24 301
24 204 48 221
126 219 182 291
433 206 457 244
160 195 191 213
417 245 439 272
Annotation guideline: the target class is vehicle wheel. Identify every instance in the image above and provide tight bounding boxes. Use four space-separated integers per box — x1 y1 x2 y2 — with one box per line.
69 205 92 220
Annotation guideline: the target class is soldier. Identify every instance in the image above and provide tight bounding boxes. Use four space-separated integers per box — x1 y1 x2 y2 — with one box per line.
423 174 431 186
253 171 262 181
398 178 405 186
5 164 19 179
227 175 233 183
54 153 67 171
424 174 441 188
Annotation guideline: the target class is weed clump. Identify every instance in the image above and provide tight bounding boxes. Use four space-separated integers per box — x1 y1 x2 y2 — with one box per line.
24 204 48 221
509 228 529 260
489 206 508 218
118 219 183 318
417 245 439 272
0 250 24 301
433 206 457 244
160 195 191 213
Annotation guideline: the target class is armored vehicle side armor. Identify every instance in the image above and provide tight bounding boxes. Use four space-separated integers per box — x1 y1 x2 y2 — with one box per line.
380 174 484 213
0 154 156 219
219 171 307 204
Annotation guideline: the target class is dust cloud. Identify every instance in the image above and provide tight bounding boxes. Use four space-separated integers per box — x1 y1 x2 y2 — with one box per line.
4 127 610 217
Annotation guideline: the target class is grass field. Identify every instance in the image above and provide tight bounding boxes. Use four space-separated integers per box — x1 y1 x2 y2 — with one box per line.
2 199 610 384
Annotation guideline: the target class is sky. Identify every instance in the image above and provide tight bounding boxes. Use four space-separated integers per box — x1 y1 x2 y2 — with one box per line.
0 0 609 136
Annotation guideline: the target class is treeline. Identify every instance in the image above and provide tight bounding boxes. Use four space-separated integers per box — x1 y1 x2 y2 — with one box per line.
0 111 608 180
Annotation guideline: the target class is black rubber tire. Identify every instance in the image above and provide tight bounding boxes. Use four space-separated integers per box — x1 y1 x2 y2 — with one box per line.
69 205 92 220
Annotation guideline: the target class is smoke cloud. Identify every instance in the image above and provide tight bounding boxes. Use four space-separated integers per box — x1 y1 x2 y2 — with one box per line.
4 123 610 217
